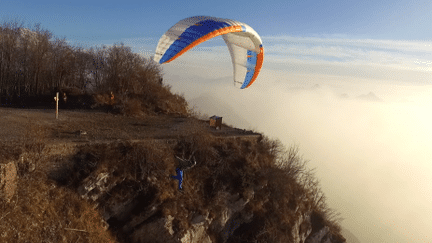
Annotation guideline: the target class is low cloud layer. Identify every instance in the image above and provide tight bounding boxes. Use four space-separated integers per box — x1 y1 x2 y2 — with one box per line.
166 75 432 242
160 35 432 242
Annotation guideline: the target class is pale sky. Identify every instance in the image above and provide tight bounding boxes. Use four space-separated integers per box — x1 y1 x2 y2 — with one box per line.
2 1 432 242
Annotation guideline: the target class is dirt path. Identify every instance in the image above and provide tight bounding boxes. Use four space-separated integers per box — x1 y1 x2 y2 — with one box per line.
0 107 260 144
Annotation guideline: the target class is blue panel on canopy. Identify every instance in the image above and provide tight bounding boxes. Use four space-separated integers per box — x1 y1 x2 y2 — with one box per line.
241 50 257 89
160 19 232 64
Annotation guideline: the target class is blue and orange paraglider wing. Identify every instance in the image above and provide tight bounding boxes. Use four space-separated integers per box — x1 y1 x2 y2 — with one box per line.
154 16 264 89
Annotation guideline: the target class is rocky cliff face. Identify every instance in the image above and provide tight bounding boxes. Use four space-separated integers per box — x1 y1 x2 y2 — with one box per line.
3 136 346 243
76 169 345 242
70 141 345 243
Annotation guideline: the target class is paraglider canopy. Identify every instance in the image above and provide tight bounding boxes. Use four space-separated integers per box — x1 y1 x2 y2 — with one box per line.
154 16 264 89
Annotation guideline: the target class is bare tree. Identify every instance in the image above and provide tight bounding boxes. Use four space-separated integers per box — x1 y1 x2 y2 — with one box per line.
48 37 70 90
101 43 164 96
29 23 52 95
105 43 128 93
88 46 107 91
73 46 93 91
17 28 34 96
0 19 165 110
0 22 23 95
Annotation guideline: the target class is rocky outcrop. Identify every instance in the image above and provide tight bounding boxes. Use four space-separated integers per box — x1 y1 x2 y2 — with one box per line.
306 224 348 243
181 212 212 243
307 226 330 243
292 208 313 242
19 152 36 174
73 168 345 243
130 215 177 243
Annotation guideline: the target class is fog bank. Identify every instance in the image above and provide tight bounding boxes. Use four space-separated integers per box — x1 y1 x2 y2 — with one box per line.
163 63 432 243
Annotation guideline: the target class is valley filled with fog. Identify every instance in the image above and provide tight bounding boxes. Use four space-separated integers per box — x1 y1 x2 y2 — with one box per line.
164 61 432 243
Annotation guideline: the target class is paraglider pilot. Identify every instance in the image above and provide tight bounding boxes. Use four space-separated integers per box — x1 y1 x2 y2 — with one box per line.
170 154 197 191
171 168 184 191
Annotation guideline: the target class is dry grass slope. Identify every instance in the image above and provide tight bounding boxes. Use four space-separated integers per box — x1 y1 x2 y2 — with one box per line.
0 113 345 242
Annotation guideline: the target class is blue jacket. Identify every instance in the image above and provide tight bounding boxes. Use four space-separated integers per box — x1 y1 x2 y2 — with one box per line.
171 168 183 190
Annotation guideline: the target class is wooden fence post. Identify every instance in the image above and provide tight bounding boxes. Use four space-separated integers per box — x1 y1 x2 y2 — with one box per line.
55 92 59 119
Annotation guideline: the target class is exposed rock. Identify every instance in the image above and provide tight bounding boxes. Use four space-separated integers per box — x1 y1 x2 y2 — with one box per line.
165 215 175 235
209 191 254 243
191 213 206 225
69 150 344 243
78 172 109 200
306 226 329 243
130 216 178 243
220 210 254 242
77 171 126 209
181 219 212 243
19 152 36 173
72 166 347 243
291 211 313 243
121 200 162 235
0 161 18 203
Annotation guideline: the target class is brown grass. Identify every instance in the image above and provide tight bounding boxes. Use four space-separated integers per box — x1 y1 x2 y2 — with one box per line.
90 83 190 118
0 111 345 243
0 117 118 242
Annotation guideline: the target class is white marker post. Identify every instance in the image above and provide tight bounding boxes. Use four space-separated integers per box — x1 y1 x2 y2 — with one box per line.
54 92 59 119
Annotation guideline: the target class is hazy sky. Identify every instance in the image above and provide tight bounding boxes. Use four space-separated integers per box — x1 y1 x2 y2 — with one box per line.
2 1 432 242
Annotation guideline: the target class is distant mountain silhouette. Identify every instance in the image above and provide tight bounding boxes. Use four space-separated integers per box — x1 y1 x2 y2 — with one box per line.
339 93 349 99
356 92 383 102
340 226 362 243
188 93 252 129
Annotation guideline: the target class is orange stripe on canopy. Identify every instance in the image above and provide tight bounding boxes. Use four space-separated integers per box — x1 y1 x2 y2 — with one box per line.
245 46 264 88
165 25 244 63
